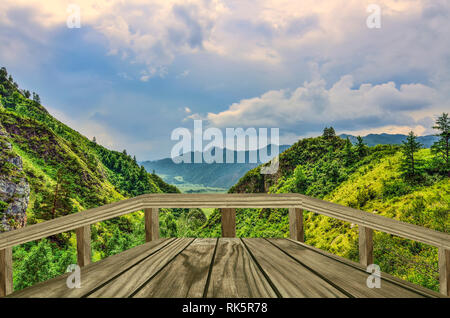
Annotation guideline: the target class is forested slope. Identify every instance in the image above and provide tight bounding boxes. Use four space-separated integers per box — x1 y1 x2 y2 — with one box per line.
199 129 449 291
0 67 184 290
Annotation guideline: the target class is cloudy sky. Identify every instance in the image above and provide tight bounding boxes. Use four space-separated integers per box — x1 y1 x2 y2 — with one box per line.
1 0 449 159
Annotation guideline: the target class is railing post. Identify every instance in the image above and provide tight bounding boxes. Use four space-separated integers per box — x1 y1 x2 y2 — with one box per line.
76 225 91 267
221 208 236 238
358 226 373 267
289 208 304 242
0 247 13 297
145 208 159 241
439 247 450 296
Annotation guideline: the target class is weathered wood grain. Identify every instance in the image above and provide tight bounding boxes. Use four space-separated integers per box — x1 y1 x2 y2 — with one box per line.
289 208 304 242
76 225 91 267
133 238 217 298
242 238 347 297
8 238 174 298
0 198 145 250
268 238 424 298
0 248 12 297
144 208 159 242
439 248 450 296
1 193 449 297
358 226 373 267
221 208 236 238
285 238 445 298
88 238 194 297
7 238 447 298
0 194 301 250
140 193 303 208
207 238 277 298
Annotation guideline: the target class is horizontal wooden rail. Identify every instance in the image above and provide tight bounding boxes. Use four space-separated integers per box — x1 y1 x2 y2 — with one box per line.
0 193 449 296
299 194 450 249
0 195 145 250
0 194 301 250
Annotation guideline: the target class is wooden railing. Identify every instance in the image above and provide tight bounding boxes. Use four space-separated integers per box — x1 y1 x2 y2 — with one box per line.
0 193 449 297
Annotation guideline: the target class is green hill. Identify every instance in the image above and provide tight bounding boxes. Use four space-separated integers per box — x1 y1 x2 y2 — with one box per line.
0 67 187 291
199 133 449 292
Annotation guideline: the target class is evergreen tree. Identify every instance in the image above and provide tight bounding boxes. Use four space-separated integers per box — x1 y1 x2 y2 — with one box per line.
0 67 7 81
50 168 74 219
32 92 41 104
431 113 449 173
343 137 355 165
400 131 423 179
355 136 367 158
34 167 74 222
92 136 96 143
322 127 336 139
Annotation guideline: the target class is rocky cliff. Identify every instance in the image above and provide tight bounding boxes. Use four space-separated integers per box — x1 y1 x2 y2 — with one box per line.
0 122 29 231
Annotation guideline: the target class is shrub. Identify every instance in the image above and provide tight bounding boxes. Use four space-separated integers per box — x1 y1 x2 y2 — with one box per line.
382 179 411 199
355 187 377 208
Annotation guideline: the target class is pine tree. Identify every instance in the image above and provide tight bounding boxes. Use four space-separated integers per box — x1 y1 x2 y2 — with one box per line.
355 136 367 158
322 127 336 139
343 137 355 165
32 92 41 104
431 113 449 173
401 131 423 179
0 67 7 81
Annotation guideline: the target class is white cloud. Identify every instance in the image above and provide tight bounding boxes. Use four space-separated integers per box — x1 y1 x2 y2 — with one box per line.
189 73 446 136
3 0 449 80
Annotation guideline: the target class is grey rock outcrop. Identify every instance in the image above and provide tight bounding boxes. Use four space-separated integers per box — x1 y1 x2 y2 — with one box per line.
0 123 30 232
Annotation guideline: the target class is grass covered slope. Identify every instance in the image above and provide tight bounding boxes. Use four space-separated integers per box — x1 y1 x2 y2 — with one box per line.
0 68 182 290
200 134 449 291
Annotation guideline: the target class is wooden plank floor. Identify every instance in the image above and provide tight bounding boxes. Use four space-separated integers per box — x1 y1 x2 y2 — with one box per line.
8 238 445 298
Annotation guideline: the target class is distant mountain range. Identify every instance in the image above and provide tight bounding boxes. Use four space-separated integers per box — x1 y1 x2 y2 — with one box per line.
142 133 438 191
141 145 290 190
339 133 438 148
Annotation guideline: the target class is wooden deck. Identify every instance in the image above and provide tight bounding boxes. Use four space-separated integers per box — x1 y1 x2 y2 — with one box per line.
8 238 443 298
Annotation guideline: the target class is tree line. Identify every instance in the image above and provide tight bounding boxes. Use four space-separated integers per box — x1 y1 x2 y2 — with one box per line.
401 113 449 180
